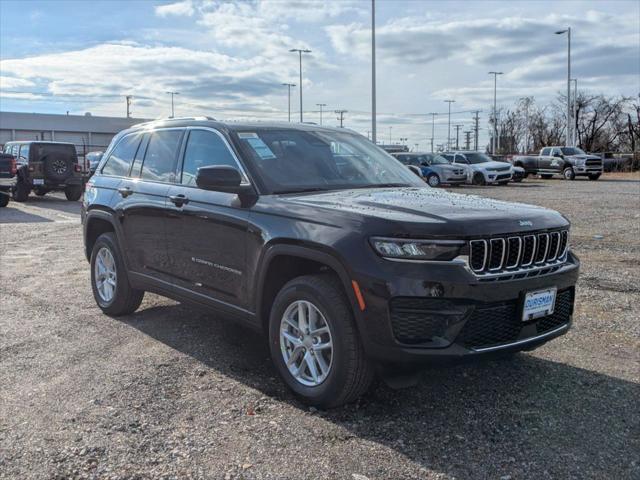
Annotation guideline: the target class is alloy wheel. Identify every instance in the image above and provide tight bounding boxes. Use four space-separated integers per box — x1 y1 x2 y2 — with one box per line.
94 247 117 302
279 300 333 387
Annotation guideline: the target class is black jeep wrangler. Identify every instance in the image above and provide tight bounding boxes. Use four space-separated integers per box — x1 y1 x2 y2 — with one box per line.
82 118 579 407
2 141 85 201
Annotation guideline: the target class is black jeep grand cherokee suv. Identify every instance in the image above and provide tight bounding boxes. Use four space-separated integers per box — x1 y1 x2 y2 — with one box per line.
82 118 579 407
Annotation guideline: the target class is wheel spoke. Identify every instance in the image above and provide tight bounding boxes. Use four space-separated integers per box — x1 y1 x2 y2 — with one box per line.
315 351 330 376
309 326 329 336
313 340 332 351
281 330 302 347
304 352 320 383
297 303 307 333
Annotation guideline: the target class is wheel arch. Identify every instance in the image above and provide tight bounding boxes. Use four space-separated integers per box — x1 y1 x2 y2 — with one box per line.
254 243 361 334
84 209 120 262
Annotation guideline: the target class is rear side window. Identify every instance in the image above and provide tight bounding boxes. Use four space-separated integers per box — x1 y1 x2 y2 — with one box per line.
140 130 183 183
541 147 551 156
102 134 141 177
180 130 240 186
18 145 29 161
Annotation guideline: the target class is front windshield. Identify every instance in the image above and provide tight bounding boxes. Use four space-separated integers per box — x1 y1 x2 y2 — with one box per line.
465 153 493 164
235 129 422 193
561 147 586 155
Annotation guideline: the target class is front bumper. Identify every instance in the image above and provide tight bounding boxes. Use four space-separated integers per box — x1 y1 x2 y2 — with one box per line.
574 166 602 175
353 252 579 363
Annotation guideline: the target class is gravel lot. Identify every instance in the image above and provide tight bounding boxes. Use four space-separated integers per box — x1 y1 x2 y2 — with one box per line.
1 174 639 480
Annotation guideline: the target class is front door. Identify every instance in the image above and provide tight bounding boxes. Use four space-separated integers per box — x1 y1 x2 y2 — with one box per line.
165 128 252 310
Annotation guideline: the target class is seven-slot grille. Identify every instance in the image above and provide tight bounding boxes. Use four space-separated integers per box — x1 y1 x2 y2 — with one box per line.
469 230 568 276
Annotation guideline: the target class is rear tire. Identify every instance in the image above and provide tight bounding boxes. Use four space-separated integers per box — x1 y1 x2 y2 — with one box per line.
90 232 144 316
563 167 575 181
588 173 601 181
0 193 9 207
427 173 441 187
472 172 486 186
12 178 30 202
64 185 83 201
268 274 374 408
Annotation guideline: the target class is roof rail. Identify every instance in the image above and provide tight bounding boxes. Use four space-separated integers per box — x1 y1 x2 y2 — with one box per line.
133 116 216 128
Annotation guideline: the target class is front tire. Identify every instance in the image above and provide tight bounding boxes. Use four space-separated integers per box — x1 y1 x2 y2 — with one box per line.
268 274 374 408
0 193 9 207
563 167 575 180
12 178 30 202
65 185 83 201
427 173 441 187
90 232 144 316
472 172 486 186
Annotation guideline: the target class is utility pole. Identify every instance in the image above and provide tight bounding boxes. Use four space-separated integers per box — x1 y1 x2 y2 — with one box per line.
282 83 296 122
556 27 571 146
290 48 311 122
335 109 347 128
371 0 377 144
125 95 132 118
444 100 455 150
454 124 463 150
488 71 503 154
316 103 327 125
388 126 392 144
464 131 472 150
429 112 437 153
571 78 578 146
166 91 179 118
472 110 480 151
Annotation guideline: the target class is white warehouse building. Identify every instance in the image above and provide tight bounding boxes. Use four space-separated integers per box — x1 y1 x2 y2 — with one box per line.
0 111 149 156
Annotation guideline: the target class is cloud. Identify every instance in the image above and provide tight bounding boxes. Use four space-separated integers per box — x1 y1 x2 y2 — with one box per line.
0 76 35 89
155 0 194 17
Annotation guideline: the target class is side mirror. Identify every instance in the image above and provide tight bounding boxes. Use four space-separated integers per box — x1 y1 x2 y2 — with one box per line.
196 165 246 194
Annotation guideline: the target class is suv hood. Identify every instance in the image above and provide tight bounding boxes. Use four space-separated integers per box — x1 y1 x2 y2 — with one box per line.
471 161 512 171
269 187 568 237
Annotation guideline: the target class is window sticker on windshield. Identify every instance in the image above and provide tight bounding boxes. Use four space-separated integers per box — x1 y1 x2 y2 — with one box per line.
238 132 258 139
243 136 277 160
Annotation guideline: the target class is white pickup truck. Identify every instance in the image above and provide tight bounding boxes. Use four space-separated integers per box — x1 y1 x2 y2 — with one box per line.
513 146 603 181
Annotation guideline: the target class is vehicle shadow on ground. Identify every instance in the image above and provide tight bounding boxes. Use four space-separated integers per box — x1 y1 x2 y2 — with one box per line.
0 205 53 223
17 194 82 216
122 302 639 478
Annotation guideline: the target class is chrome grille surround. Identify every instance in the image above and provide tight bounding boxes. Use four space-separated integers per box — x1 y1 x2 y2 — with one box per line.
468 229 569 281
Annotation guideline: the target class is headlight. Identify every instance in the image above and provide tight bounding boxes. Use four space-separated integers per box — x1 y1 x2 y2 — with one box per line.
370 237 465 261
575 158 586 165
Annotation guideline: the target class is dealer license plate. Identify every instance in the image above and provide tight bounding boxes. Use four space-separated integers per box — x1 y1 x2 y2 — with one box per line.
33 179 44 185
522 288 557 321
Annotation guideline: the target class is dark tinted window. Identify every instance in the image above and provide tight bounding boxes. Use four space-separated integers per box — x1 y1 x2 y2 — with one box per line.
181 130 240 186
102 134 141 177
140 130 182 183
18 144 29 161
541 147 551 156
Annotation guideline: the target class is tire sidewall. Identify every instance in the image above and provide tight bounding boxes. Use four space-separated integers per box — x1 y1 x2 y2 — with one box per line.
427 174 440 187
268 280 353 403
90 233 125 312
473 172 485 185
563 167 575 180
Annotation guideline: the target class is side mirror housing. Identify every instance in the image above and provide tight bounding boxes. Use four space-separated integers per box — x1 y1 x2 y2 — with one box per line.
196 165 247 194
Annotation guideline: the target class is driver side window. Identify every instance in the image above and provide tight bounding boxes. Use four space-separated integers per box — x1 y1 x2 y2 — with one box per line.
180 129 242 187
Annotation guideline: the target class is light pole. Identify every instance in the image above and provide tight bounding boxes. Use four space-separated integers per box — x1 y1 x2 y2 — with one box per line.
453 124 464 150
281 83 296 122
389 126 392 145
166 91 179 118
555 28 571 146
316 103 327 125
571 78 578 146
488 72 503 154
125 95 132 118
290 48 311 122
444 100 455 151
429 112 437 153
371 0 377 144
335 109 347 128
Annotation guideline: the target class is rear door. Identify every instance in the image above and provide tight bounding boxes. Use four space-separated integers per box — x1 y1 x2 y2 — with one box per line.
165 127 252 309
113 129 184 277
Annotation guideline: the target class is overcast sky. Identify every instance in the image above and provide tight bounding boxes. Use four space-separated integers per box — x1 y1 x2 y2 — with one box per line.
1 0 638 149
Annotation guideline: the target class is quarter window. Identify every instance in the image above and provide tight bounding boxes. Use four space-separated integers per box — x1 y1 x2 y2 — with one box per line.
541 147 551 156
181 130 240 186
140 130 182 183
102 134 141 177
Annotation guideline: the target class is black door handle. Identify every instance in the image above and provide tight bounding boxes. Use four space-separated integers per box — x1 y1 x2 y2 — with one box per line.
169 194 189 207
118 187 133 198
